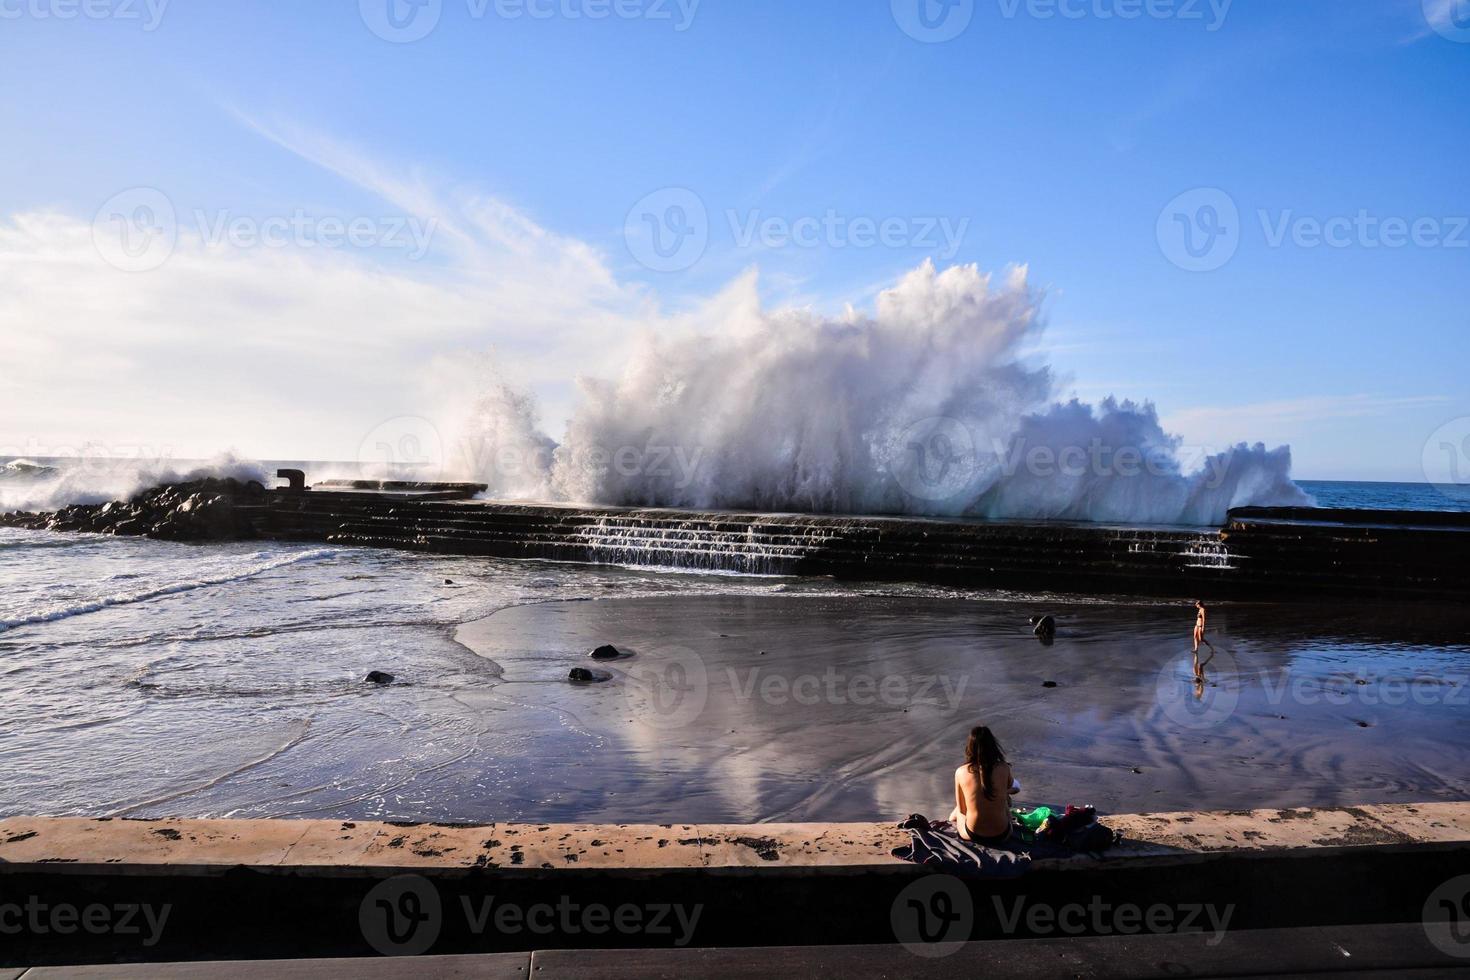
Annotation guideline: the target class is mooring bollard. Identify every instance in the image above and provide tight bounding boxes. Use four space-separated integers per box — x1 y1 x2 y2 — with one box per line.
276 468 306 491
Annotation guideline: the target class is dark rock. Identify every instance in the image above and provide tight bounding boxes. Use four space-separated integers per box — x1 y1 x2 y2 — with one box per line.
1041 680 1058 689
364 671 395 685
568 667 597 682
589 644 623 661
444 579 454 585
5 477 266 542
1029 615 1056 636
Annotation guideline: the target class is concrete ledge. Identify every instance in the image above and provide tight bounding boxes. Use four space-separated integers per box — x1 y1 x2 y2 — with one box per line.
2 803 1466 876
3 805 1468 966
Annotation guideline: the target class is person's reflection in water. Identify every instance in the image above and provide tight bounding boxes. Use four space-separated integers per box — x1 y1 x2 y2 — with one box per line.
1192 648 1215 701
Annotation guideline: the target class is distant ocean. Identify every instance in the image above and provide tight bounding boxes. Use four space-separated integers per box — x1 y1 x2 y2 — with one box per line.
1297 480 1470 513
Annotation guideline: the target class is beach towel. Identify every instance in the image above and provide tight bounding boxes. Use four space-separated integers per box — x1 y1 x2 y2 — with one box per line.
892 810 1121 877
891 814 1033 878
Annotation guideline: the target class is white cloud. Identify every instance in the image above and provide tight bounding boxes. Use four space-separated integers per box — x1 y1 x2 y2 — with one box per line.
0 120 660 462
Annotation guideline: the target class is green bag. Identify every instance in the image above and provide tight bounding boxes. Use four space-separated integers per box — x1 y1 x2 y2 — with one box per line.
1014 806 1052 831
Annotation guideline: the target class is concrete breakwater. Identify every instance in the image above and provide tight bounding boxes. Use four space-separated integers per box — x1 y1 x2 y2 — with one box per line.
266 483 1470 600
6 476 1470 599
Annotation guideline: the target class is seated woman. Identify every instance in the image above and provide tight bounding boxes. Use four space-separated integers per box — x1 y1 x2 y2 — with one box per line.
948 725 1018 846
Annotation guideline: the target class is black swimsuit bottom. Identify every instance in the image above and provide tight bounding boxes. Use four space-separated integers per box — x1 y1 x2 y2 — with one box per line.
961 824 1013 847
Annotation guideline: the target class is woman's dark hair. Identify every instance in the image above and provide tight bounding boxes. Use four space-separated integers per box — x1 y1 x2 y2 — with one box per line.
965 726 1007 800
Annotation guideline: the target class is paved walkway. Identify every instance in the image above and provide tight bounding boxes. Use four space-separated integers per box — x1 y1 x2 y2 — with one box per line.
5 923 1468 978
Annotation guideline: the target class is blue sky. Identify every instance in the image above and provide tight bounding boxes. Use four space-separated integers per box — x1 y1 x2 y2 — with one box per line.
1 0 1466 481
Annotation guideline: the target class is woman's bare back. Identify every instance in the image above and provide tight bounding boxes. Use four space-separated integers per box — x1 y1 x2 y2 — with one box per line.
952 760 1013 838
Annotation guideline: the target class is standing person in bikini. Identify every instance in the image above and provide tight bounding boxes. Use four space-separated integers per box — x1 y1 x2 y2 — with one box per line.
1192 600 1216 700
949 726 1018 846
1193 600 1216 655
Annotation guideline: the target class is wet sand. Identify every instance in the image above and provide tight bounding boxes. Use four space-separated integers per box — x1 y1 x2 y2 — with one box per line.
455 593 1470 822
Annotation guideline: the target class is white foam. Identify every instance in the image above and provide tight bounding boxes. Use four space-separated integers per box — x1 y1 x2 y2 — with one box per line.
0 453 269 515
0 548 339 633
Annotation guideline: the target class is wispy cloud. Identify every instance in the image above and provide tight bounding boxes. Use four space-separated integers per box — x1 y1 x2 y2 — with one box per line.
0 113 667 460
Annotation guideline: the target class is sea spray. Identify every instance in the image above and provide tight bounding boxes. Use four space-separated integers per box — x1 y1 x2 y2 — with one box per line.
447 261 1310 524
0 452 269 515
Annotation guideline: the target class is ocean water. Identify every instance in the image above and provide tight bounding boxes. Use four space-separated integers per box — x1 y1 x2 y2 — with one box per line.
1 472 1467 822
1298 480 1470 512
